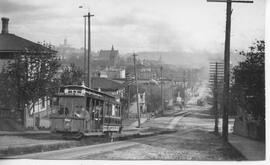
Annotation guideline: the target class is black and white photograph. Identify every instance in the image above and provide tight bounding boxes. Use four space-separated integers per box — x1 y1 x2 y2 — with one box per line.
0 0 267 162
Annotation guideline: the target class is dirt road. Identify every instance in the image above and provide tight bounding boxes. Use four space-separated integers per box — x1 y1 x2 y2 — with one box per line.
10 104 244 160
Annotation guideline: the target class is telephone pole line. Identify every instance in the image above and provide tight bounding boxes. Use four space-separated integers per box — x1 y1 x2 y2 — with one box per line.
83 16 86 83
127 85 130 118
207 0 253 141
214 62 219 133
84 12 94 88
160 66 164 114
209 61 224 134
183 70 186 110
133 53 141 128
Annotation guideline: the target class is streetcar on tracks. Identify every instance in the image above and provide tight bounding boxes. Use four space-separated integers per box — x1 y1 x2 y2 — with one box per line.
50 84 123 139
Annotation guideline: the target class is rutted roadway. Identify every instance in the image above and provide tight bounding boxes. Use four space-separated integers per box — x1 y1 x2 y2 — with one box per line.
10 104 243 160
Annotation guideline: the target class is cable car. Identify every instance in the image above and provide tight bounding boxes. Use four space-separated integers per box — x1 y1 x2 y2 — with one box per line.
50 84 122 139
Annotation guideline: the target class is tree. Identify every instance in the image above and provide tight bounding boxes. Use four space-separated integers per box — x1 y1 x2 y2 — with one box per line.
0 44 60 125
231 40 265 119
60 63 84 86
143 85 162 113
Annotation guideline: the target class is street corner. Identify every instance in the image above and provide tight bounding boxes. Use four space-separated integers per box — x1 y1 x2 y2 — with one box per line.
115 126 177 141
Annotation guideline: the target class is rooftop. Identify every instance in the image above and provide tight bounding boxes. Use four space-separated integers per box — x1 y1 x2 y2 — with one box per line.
92 77 124 91
99 45 119 58
0 17 54 58
0 33 46 53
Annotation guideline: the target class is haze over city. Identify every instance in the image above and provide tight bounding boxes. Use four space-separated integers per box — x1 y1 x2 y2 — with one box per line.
0 0 265 64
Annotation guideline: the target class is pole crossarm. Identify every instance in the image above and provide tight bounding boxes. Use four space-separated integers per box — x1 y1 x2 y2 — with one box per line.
207 0 253 3
84 14 94 17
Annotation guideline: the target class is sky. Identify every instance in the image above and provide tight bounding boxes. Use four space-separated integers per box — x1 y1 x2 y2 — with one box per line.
0 0 265 55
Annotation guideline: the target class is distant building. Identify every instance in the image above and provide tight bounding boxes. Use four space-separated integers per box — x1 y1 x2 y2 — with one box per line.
55 38 81 60
94 70 108 78
138 68 156 80
91 77 125 99
99 45 119 67
138 92 147 113
105 68 125 79
94 68 126 79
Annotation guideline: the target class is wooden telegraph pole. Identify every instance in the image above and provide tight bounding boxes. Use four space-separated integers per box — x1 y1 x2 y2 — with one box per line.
214 62 219 133
209 62 224 134
160 66 164 114
133 53 141 128
183 70 186 110
84 12 94 88
125 73 132 119
207 0 253 141
83 16 87 83
127 85 130 118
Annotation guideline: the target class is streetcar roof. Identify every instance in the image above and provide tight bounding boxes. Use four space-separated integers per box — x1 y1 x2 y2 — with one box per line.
57 85 116 100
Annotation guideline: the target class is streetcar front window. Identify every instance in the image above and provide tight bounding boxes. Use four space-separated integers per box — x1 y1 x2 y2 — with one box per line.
106 103 112 116
111 104 120 117
114 105 120 117
58 97 85 117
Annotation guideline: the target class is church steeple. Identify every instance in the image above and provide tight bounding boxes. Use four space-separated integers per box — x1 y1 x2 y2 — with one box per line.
159 55 162 63
111 45 114 51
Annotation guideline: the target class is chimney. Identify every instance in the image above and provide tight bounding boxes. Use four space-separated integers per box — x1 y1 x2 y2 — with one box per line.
1 17 9 34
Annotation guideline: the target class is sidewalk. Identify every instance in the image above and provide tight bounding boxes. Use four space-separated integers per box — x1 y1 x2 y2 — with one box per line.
0 130 50 136
119 117 176 138
0 117 176 157
0 134 80 157
123 117 148 130
229 133 265 160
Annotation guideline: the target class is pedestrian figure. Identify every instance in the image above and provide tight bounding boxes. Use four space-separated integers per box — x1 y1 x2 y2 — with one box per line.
74 107 90 131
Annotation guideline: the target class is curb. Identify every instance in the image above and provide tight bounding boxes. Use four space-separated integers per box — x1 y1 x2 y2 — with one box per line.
0 141 80 158
0 131 50 136
228 134 265 160
118 128 177 140
0 128 177 158
227 141 248 160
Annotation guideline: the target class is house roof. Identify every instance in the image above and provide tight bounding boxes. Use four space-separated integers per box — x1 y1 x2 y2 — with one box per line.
0 33 49 53
92 77 124 91
0 17 54 58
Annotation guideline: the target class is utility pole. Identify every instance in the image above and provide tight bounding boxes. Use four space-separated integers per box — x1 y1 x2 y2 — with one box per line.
84 12 94 88
160 66 164 114
214 62 219 133
183 70 186 110
127 85 130 118
210 61 224 134
207 0 253 141
133 53 141 128
83 16 86 83
126 72 132 119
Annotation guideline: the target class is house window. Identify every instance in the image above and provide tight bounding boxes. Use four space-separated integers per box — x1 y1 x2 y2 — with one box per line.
42 97 45 108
